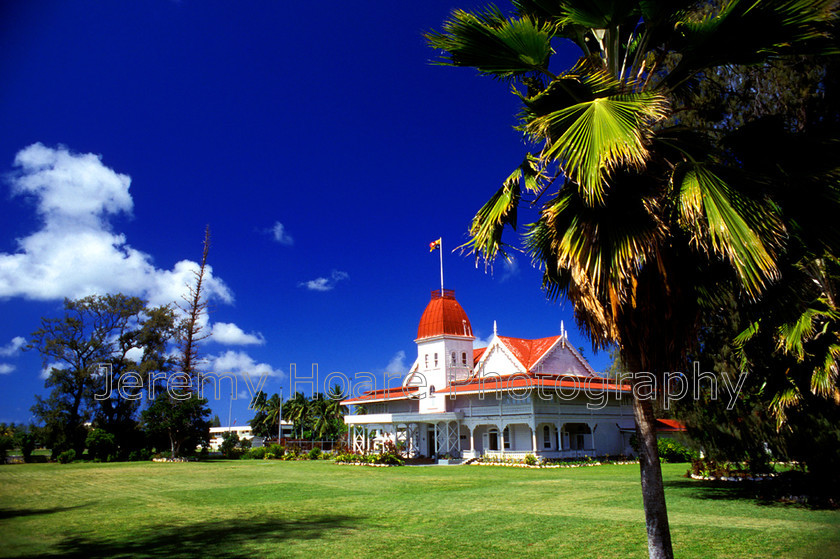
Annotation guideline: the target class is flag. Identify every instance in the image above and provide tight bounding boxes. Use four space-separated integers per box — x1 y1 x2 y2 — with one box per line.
429 238 441 252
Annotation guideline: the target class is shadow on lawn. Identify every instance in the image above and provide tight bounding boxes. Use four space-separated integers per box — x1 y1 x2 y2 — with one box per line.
19 514 364 558
665 475 839 509
0 504 89 520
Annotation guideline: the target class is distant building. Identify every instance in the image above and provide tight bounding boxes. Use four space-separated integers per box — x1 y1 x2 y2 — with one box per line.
342 289 683 459
209 421 294 450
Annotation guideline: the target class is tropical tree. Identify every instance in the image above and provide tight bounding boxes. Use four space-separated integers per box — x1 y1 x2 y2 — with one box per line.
283 392 311 439
310 387 348 441
249 391 284 439
29 294 176 458
427 2 838 557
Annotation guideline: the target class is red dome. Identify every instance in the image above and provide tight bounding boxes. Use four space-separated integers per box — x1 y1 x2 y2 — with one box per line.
416 289 473 340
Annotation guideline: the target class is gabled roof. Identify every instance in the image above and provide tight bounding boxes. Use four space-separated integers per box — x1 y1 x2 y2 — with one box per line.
496 335 562 371
472 333 596 378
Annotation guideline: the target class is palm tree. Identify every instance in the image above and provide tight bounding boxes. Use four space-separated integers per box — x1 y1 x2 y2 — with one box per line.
283 392 310 439
427 2 838 557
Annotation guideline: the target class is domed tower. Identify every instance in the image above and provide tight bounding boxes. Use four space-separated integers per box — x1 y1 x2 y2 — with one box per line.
411 289 475 413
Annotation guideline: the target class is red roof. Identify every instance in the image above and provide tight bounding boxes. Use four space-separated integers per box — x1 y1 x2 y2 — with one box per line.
496 335 561 371
436 373 631 395
656 419 686 432
416 289 473 340
473 347 487 363
341 386 418 405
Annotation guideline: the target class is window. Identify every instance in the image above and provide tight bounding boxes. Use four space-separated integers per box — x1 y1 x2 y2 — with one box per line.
451 351 457 365
434 353 438 367
543 426 551 449
462 352 467 366
424 354 429 368
503 427 511 449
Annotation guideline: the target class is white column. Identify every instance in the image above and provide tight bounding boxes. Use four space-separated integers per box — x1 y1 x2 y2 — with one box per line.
499 423 505 455
531 425 538 453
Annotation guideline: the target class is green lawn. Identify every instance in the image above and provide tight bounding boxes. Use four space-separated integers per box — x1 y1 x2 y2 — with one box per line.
0 461 837 558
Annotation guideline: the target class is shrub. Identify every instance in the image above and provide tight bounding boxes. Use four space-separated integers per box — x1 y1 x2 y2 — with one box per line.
85 429 117 462
16 432 37 463
0 434 13 464
247 447 267 460
219 431 245 459
307 447 322 460
57 449 76 464
524 454 537 466
128 449 151 462
267 444 285 458
657 437 696 463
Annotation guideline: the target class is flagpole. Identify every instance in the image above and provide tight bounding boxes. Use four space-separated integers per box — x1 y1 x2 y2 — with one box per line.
439 237 444 296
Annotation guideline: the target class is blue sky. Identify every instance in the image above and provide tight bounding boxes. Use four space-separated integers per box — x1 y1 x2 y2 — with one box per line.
0 1 611 426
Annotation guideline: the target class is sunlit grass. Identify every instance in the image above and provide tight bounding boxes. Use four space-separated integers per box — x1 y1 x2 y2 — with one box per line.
0 461 838 558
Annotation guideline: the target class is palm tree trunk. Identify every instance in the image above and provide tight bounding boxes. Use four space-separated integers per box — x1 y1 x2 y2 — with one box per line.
632 391 674 559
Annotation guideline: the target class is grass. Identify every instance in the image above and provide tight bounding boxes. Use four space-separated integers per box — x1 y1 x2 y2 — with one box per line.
0 461 838 558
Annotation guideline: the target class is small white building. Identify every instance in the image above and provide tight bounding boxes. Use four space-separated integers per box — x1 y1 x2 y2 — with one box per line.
342 289 681 460
209 421 294 450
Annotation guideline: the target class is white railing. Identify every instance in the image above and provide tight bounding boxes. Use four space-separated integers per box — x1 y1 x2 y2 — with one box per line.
461 404 532 417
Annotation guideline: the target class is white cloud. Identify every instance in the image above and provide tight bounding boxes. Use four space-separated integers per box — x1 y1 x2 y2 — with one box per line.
40 362 61 379
500 257 520 282
474 334 493 349
298 270 349 292
125 347 144 363
385 350 408 374
0 336 26 357
271 222 293 246
0 364 15 374
210 322 265 346
0 143 232 306
208 350 284 379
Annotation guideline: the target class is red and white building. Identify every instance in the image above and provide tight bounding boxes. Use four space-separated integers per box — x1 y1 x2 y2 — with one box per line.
342 289 661 460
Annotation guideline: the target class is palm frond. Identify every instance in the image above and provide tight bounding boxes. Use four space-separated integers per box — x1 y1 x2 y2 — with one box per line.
426 7 555 80
668 0 839 88
675 163 781 297
460 159 538 263
526 90 667 205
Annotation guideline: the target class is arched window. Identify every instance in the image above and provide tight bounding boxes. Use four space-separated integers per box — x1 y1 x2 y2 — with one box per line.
503 426 511 449
429 386 436 396
424 354 429 368
434 353 438 367
451 351 457 365
543 425 551 449
461 352 467 366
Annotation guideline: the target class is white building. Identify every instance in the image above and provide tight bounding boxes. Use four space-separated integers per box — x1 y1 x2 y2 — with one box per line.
209 421 294 450
342 289 680 460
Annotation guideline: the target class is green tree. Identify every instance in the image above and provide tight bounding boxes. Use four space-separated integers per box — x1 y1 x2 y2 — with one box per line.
85 428 117 462
283 392 311 439
427 2 838 557
28 294 175 458
219 430 242 459
141 393 211 457
15 428 37 463
249 391 284 439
